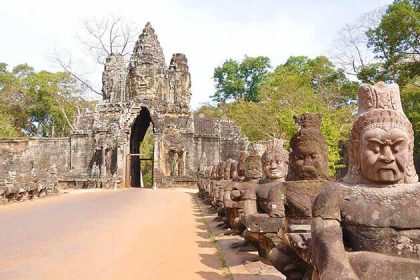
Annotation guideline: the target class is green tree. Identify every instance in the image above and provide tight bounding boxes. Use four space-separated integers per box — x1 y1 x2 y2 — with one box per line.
0 62 93 137
280 56 359 107
362 0 420 155
140 128 154 188
204 56 357 175
0 112 20 137
401 83 420 154
362 0 420 84
212 56 270 102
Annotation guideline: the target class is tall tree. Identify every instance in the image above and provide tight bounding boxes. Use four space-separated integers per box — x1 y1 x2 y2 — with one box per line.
0 63 93 137
279 56 359 107
212 56 270 102
362 0 420 84
203 56 357 175
329 8 385 76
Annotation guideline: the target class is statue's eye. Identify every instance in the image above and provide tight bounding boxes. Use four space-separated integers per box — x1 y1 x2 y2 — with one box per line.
392 145 401 153
311 154 319 159
368 144 380 153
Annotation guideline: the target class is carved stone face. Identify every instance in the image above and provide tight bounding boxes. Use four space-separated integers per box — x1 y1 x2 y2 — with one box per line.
237 152 248 180
245 155 262 180
224 162 232 180
230 162 239 181
293 141 327 180
359 127 409 184
264 153 288 180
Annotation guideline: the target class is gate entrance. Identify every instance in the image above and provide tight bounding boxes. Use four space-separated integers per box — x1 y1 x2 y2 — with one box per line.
125 154 153 188
127 107 154 188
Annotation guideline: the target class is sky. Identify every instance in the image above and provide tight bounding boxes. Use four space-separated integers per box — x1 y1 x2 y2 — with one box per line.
0 0 392 109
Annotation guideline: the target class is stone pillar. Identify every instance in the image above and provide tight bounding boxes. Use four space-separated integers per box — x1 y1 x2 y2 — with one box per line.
100 147 107 177
117 143 127 187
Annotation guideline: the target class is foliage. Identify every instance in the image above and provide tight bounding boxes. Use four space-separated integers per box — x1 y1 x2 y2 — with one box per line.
362 0 420 154
0 112 20 137
0 62 93 137
362 0 420 85
212 56 271 103
204 56 357 175
193 103 228 119
279 56 359 106
140 127 154 188
401 82 420 154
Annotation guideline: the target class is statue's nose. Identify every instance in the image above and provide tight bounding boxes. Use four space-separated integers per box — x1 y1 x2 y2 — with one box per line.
304 156 312 166
380 146 395 163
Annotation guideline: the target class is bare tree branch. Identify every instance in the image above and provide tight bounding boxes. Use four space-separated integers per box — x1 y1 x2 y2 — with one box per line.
50 50 102 96
328 8 386 76
77 15 139 65
51 16 139 100
52 93 75 132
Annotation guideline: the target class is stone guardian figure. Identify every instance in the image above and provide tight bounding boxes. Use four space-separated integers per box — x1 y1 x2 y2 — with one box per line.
311 82 420 280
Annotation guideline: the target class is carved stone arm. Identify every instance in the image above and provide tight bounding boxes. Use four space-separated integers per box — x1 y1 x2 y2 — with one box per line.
311 217 358 280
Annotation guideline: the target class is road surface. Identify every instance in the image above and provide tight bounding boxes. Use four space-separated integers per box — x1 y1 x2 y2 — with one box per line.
0 188 226 280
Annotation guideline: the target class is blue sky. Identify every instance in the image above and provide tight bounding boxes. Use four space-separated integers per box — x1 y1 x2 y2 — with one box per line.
0 0 392 108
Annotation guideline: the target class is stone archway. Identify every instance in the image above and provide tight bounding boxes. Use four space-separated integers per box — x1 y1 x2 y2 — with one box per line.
128 107 154 188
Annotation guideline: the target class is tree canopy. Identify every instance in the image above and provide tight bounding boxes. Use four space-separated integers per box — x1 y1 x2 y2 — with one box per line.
212 56 270 103
361 0 419 85
0 63 93 137
199 56 358 175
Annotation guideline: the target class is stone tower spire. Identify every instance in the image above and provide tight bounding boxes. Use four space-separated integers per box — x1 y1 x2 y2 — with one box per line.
102 53 127 102
131 22 165 69
167 53 191 111
127 22 167 100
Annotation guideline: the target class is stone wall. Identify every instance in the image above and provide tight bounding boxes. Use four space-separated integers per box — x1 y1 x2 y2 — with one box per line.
69 134 95 176
193 117 248 170
0 138 71 179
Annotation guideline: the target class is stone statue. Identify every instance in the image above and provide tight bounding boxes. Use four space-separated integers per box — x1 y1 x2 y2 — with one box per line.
168 53 191 110
269 112 330 280
173 151 179 176
102 53 127 102
237 151 249 182
230 147 264 232
240 138 289 257
127 22 167 100
197 152 207 195
177 149 186 176
217 160 234 212
311 82 420 280
221 159 243 229
168 149 180 176
222 151 248 230
230 160 239 181
288 113 329 181
48 162 58 193
210 161 226 208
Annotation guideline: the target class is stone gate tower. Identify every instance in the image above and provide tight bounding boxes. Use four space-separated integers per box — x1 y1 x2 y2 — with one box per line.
72 22 248 188
0 23 248 188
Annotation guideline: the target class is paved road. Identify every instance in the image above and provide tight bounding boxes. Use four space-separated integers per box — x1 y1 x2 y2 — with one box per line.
0 188 225 280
